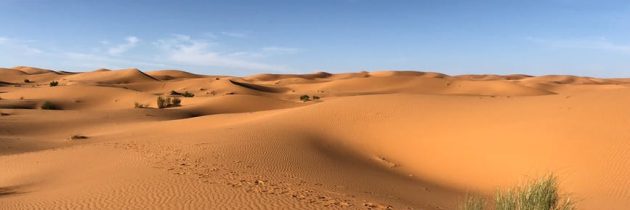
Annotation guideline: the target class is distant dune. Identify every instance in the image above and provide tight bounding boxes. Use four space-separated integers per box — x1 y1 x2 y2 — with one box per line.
1 66 630 209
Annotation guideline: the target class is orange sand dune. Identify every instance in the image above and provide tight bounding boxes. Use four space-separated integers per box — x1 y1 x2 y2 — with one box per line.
1 66 630 209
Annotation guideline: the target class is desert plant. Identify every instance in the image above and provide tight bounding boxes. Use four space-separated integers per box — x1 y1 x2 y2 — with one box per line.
157 96 167 109
461 194 486 210
157 96 181 109
70 135 88 140
495 175 575 210
24 79 31 83
313 95 320 100
172 97 181 106
300 95 310 102
182 91 194 97
49 81 59 87
171 90 194 97
41 101 60 110
134 102 148 108
460 175 575 210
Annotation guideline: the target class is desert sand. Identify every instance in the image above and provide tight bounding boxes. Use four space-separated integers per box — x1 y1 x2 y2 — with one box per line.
1 66 630 209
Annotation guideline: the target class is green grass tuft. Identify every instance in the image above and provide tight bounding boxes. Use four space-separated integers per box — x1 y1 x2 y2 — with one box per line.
461 194 486 210
41 101 60 110
461 175 576 210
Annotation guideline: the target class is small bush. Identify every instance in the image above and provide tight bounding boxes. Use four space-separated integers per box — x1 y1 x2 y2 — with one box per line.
182 91 194 97
134 102 148 108
300 95 310 102
41 101 60 110
70 135 88 140
313 95 320 100
24 79 31 83
171 90 194 97
172 97 181 106
157 96 167 109
157 96 181 109
49 81 59 87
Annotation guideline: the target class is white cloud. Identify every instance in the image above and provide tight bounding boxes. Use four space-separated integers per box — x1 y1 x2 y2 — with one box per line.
61 52 167 70
528 37 630 53
1 34 296 72
221 31 247 38
107 36 140 55
0 36 43 55
155 35 288 71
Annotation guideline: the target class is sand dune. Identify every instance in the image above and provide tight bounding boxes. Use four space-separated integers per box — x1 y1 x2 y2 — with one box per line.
60 68 158 84
146 70 206 80
1 66 630 209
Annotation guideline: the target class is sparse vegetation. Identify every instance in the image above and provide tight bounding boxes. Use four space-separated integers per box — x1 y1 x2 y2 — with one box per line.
313 95 320 100
41 101 60 110
172 97 181 106
157 96 181 109
0 112 9 116
70 135 88 140
461 194 486 210
461 175 575 210
300 95 310 102
49 81 59 87
134 102 149 108
182 91 194 97
24 79 31 83
170 90 194 97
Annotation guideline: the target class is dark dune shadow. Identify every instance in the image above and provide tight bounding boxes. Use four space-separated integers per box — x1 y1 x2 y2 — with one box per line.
0 186 22 197
229 79 288 93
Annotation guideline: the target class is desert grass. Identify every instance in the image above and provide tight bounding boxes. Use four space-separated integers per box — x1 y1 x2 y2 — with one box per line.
41 101 60 110
157 96 181 109
134 102 149 108
462 175 576 210
461 194 486 210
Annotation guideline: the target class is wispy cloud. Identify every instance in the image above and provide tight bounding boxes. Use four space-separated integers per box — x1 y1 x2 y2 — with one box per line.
221 31 247 38
0 36 43 55
155 35 288 71
1 34 297 72
61 52 166 70
527 37 630 53
107 36 140 55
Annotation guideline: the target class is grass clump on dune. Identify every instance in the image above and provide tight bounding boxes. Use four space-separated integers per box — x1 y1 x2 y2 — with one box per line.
300 95 310 102
41 101 60 110
460 194 486 210
49 81 59 87
157 96 182 109
134 102 149 108
170 90 194 97
461 175 576 210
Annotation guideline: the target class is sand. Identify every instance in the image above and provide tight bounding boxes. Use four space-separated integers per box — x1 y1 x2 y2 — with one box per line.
1 66 630 209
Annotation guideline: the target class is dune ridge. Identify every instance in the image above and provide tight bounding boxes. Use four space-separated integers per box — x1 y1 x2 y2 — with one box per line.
1 66 630 209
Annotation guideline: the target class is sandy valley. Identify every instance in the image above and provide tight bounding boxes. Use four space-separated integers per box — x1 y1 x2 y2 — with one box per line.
1 66 630 209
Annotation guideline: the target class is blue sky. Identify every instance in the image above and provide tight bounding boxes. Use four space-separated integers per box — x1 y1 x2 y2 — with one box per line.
1 0 630 77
